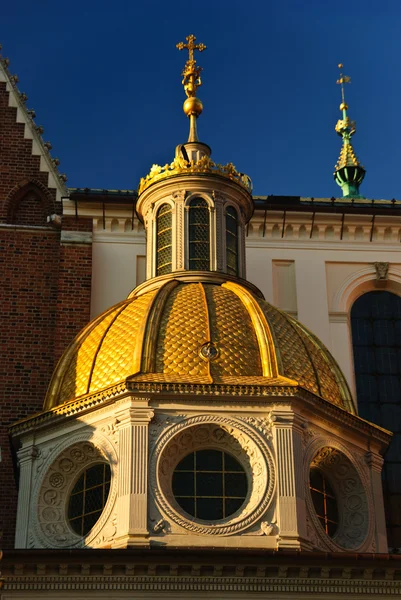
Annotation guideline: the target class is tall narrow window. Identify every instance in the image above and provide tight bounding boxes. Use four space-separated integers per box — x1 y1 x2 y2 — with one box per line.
156 203 173 276
226 206 238 276
189 198 210 271
351 291 401 548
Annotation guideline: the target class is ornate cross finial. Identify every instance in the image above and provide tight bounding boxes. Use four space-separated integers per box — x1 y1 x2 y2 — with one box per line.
176 34 206 64
176 34 207 98
336 63 351 110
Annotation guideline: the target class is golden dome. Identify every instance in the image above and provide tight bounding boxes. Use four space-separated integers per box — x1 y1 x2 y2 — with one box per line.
44 277 353 412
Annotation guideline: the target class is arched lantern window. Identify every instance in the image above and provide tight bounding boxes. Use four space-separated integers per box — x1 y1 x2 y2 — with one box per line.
189 198 210 271
351 290 401 548
226 206 238 276
156 203 173 276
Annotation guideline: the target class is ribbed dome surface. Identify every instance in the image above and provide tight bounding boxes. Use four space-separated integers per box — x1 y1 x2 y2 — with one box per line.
45 279 353 412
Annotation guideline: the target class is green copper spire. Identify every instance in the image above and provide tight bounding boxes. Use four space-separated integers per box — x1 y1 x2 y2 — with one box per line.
334 64 365 198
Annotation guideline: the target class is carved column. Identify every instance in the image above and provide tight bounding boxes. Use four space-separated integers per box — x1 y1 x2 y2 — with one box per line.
172 190 186 271
144 207 154 279
271 410 310 550
239 213 246 279
113 397 154 548
15 437 37 548
213 192 224 272
365 451 388 552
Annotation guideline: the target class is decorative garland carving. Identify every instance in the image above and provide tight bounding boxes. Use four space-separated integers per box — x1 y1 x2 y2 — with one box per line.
239 416 273 441
149 415 275 536
32 432 118 549
149 414 186 444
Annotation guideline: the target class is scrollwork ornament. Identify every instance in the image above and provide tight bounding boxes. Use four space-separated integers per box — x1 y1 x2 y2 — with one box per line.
240 416 273 441
149 414 185 444
100 419 118 445
35 446 55 473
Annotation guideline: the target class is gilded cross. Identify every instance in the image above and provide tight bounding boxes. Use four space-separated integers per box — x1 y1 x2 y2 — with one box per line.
176 34 206 63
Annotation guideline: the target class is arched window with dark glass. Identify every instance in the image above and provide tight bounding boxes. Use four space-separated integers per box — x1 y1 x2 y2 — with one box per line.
351 290 401 548
189 197 210 271
156 203 173 276
226 206 238 276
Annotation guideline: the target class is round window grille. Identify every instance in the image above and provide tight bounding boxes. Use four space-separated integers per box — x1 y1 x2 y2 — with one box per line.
68 463 111 536
309 468 339 538
172 449 248 521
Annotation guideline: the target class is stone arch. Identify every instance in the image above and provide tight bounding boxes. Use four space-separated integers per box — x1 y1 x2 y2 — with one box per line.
333 268 401 549
5 179 56 226
332 266 401 313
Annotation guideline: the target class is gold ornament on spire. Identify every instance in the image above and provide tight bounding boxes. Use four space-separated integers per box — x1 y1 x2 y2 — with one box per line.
336 63 351 111
176 34 206 98
335 63 355 136
176 34 206 140
334 64 365 197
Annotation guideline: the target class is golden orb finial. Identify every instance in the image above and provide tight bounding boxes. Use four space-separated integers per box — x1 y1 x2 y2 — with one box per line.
176 35 206 142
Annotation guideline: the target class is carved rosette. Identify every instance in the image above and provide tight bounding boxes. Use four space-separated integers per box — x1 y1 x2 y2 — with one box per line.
149 415 275 536
32 434 117 548
304 441 373 551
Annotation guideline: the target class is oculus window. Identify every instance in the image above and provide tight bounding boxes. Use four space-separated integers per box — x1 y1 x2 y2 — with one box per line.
309 468 338 538
68 463 111 536
172 449 247 520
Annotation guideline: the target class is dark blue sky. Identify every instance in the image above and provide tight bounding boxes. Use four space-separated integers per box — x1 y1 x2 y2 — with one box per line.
2 0 400 198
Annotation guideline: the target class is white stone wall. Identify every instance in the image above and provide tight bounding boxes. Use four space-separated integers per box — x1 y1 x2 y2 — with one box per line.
90 207 401 397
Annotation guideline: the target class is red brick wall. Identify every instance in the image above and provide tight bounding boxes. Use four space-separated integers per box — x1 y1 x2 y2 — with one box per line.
0 82 56 223
0 228 60 547
0 80 92 548
11 191 49 226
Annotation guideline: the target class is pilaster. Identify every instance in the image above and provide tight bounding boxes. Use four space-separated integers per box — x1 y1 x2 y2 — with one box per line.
113 397 154 548
213 192 224 272
365 451 388 552
271 410 310 550
145 206 153 279
15 437 38 548
172 190 186 271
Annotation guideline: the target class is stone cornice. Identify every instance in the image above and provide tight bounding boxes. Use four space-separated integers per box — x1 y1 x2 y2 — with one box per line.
1 549 401 593
9 380 391 450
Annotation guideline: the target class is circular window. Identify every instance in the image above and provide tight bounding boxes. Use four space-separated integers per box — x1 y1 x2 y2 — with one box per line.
307 446 371 550
172 449 248 520
68 463 111 536
309 468 338 537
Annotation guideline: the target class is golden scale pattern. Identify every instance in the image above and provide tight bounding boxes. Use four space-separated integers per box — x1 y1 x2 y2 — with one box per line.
205 285 262 379
89 291 156 394
289 318 344 407
58 306 123 404
258 300 320 397
50 281 346 410
155 283 209 377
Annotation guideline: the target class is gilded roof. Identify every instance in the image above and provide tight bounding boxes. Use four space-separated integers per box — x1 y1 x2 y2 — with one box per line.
45 280 353 412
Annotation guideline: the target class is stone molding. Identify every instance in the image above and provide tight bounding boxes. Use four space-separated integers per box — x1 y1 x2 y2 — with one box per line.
149 414 275 536
2 555 401 594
